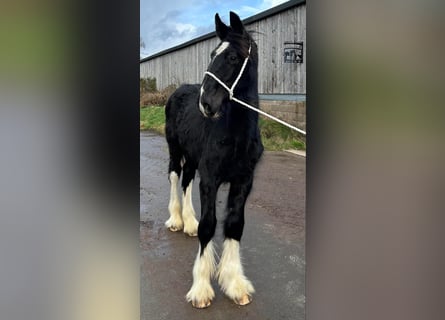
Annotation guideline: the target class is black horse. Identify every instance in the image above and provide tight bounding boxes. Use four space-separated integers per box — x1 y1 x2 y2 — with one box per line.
164 12 263 308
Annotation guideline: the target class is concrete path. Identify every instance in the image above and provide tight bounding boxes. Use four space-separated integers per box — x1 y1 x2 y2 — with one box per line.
140 131 305 320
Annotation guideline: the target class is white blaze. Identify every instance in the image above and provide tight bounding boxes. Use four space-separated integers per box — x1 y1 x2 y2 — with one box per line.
199 41 230 117
214 41 230 57
199 86 206 116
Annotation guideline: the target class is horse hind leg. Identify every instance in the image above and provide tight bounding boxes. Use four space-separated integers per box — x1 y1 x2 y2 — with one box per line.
165 145 183 232
181 161 199 236
217 179 255 306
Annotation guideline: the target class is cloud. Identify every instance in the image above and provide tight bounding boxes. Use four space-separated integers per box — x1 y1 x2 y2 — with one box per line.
238 5 262 16
141 7 213 57
140 0 291 58
175 23 197 35
260 0 289 8
140 1 214 57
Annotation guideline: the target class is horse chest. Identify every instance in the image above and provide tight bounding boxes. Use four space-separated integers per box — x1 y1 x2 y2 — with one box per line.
199 133 255 179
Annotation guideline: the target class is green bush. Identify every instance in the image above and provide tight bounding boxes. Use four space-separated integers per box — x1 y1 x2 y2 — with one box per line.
140 83 177 107
140 77 157 94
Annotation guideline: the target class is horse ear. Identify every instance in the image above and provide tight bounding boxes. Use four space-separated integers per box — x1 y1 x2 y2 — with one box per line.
229 11 245 34
215 13 229 40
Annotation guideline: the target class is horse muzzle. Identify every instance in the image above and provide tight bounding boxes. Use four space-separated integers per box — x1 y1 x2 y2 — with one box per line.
199 90 222 118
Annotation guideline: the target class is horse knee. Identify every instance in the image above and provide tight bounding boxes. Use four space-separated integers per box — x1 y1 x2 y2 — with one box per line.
224 211 245 241
198 215 217 254
168 161 181 178
181 164 196 192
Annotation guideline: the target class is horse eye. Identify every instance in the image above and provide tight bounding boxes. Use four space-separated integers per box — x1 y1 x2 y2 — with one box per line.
229 55 238 62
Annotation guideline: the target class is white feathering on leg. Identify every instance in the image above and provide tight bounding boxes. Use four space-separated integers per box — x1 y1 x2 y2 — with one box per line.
217 239 254 303
165 172 183 231
186 241 217 307
182 180 199 236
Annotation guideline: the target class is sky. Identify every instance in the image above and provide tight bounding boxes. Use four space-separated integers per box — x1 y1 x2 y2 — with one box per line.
140 0 289 58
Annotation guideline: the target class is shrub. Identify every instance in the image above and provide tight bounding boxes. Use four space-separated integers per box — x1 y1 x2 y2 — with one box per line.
140 77 157 94
163 84 177 99
140 83 177 107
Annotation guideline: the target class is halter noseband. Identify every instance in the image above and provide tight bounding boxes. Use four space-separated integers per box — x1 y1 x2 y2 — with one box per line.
202 43 307 135
204 45 252 101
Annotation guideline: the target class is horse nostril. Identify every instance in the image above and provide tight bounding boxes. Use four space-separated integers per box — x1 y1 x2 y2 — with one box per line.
203 104 217 117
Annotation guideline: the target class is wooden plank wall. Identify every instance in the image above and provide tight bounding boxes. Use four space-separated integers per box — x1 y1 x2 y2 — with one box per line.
140 4 306 95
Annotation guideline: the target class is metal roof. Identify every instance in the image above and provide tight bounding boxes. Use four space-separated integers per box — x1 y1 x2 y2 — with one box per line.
140 0 306 63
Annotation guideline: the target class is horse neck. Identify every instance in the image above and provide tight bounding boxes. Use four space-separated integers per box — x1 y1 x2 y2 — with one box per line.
225 73 260 136
233 66 259 122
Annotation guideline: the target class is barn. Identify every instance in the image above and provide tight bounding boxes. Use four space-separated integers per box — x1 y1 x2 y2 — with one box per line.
140 0 306 131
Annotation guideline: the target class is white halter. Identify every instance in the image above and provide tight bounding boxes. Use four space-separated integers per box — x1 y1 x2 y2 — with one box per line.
203 44 306 135
204 45 252 101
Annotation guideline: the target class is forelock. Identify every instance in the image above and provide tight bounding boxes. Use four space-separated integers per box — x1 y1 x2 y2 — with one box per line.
226 32 252 58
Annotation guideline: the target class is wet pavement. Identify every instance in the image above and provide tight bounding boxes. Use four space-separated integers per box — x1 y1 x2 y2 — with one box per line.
140 131 305 320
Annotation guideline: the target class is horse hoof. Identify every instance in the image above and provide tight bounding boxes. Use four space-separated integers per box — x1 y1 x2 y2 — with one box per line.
183 219 199 237
167 226 182 232
165 218 183 232
235 294 252 306
184 228 198 237
191 299 212 309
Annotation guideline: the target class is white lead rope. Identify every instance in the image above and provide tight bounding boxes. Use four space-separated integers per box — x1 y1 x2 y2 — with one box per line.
232 96 306 135
204 45 306 135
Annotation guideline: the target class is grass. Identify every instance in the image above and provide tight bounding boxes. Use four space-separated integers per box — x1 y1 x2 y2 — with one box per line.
140 106 305 151
140 106 165 135
258 117 306 151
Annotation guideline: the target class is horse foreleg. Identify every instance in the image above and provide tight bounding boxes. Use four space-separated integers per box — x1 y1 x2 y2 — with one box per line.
217 179 255 305
186 240 217 308
186 180 218 308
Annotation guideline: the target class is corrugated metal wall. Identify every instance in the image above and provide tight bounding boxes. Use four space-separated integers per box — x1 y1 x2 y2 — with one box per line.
140 3 305 95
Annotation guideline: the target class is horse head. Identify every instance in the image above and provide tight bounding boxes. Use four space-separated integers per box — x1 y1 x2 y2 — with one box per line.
199 12 257 118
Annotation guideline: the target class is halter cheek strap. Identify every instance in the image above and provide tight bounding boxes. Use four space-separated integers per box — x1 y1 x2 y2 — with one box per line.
203 44 307 135
204 45 252 101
